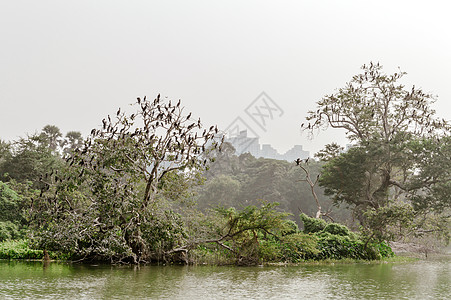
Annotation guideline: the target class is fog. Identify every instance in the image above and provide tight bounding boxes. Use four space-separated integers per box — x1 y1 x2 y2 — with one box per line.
1 0 450 154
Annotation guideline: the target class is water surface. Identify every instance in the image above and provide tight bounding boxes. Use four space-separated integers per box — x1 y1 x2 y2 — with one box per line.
1 256 449 299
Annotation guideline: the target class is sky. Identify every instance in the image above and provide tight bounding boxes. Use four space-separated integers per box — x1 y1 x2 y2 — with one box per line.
1 0 450 155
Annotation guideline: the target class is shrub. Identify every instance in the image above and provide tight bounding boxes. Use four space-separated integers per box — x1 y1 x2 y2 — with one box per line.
279 233 320 262
322 223 351 236
374 240 394 258
0 239 70 260
300 213 327 233
0 221 20 241
280 219 299 236
0 239 44 259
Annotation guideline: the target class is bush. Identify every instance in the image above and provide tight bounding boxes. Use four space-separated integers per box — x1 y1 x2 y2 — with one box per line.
0 239 70 260
374 240 394 258
315 232 377 260
0 221 21 241
0 239 44 259
299 213 393 260
300 213 327 233
280 220 299 236
322 223 351 236
279 233 320 262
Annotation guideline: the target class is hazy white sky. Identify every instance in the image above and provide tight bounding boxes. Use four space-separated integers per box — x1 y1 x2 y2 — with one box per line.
1 0 450 155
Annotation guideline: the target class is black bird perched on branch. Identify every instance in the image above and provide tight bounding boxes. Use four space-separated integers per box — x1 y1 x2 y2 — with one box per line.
295 158 301 165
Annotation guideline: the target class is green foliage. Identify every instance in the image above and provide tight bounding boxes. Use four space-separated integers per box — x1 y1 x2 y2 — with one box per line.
319 147 369 208
0 181 20 222
323 223 351 237
407 136 451 211
315 232 380 260
300 213 327 233
276 233 320 262
0 239 43 259
307 62 450 242
314 143 344 162
199 150 353 225
280 219 299 236
0 133 62 187
0 239 69 260
298 213 392 260
363 203 415 241
374 240 394 258
29 96 220 263
0 181 27 241
0 221 20 241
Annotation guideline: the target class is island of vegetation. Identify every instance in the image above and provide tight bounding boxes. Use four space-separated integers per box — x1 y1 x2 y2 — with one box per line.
1 63 449 265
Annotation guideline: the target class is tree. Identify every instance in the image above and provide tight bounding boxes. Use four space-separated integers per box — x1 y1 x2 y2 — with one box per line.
0 133 62 187
196 150 350 225
295 158 332 220
0 181 22 241
169 202 291 265
31 95 222 263
40 125 63 153
61 131 83 156
305 62 450 239
314 142 343 162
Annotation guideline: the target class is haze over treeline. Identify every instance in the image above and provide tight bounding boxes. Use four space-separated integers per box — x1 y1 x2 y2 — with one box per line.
1 1 451 155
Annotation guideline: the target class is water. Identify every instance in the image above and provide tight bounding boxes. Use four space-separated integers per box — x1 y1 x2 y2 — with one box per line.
0 257 449 299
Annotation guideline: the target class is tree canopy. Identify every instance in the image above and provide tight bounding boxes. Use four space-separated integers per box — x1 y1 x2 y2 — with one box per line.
305 62 450 241
30 95 221 263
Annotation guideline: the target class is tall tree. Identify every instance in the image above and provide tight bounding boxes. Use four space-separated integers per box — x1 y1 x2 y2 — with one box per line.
40 125 63 153
61 131 83 156
32 95 222 263
305 62 450 239
0 133 62 186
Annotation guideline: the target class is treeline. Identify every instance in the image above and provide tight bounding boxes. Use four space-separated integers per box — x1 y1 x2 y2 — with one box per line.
1 62 449 264
194 143 353 225
0 96 387 264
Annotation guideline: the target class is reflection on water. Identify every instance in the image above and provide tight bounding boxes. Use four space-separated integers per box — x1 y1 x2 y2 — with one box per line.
0 256 449 299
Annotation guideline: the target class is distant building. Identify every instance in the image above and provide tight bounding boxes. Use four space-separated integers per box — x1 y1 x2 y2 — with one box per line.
260 144 279 159
226 130 260 155
224 130 310 162
282 145 309 161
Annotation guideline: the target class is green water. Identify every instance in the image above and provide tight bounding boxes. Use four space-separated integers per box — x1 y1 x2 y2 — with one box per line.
0 257 449 299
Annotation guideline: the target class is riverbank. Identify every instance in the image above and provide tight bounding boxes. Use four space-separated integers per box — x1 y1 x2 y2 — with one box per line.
0 238 420 265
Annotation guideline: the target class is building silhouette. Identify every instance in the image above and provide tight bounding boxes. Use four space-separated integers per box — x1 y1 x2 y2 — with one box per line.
224 130 309 161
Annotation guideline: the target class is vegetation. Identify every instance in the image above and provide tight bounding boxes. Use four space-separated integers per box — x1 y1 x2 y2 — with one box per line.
196 146 353 226
0 239 69 260
0 63 448 265
305 62 450 246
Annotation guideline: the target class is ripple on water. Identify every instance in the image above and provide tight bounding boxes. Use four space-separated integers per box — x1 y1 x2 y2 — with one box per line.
0 258 450 299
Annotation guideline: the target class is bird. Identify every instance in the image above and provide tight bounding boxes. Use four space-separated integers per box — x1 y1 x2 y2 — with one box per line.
295 158 301 165
305 157 309 164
